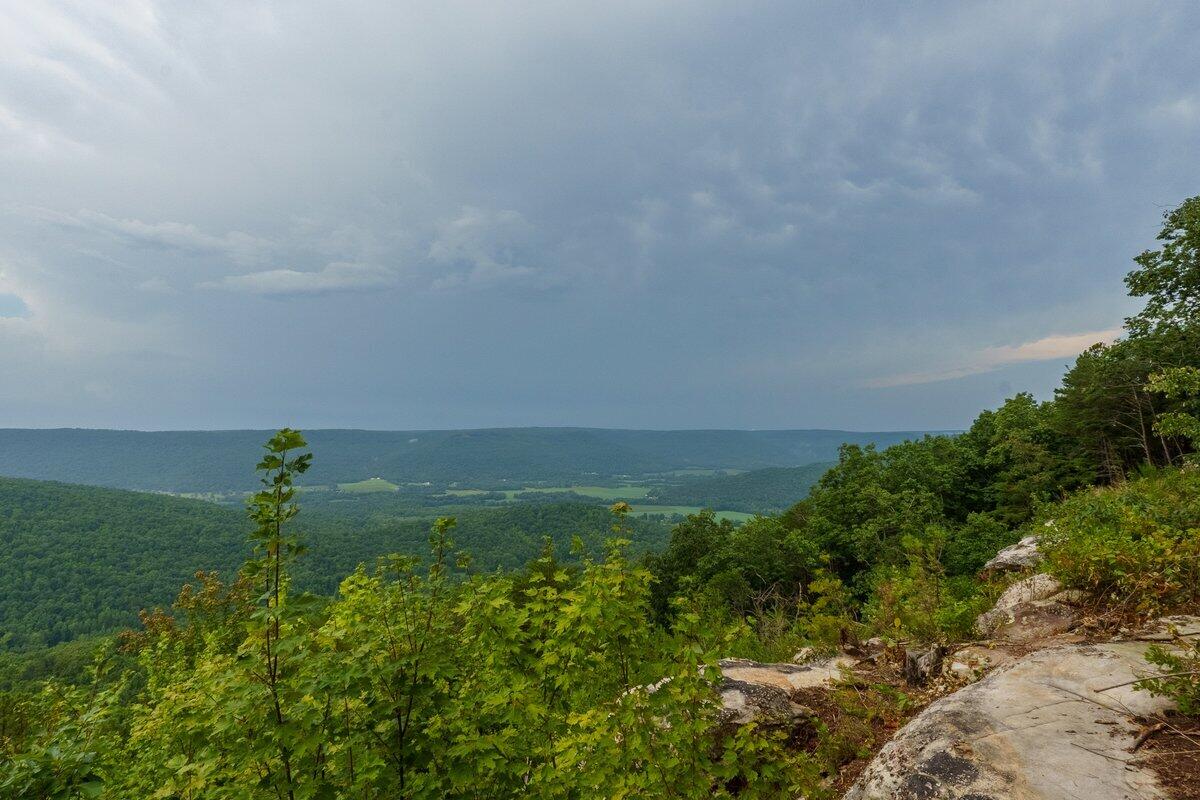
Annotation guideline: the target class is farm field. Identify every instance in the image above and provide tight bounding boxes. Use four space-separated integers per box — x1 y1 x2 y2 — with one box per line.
443 485 651 500
511 485 650 500
337 478 400 493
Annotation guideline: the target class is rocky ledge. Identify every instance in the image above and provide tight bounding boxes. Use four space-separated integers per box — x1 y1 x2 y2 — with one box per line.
844 616 1200 800
716 655 857 728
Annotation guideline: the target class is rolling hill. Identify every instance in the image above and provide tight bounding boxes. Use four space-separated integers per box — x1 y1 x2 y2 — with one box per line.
0 427 940 492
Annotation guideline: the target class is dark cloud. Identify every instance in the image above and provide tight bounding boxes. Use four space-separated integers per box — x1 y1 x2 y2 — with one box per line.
0 1 1197 429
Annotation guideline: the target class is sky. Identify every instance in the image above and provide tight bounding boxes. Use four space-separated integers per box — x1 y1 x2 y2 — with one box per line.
0 1 1198 432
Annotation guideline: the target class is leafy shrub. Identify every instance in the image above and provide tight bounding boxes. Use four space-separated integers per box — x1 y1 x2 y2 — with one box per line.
866 530 992 643
2 433 826 799
1041 467 1200 616
1138 634 1200 715
810 682 914 779
941 513 1019 576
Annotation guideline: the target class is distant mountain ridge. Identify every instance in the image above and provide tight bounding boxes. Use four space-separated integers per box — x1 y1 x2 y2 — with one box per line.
0 427 950 492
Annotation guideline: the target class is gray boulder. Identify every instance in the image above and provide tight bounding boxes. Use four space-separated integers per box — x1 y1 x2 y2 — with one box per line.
980 534 1042 575
718 656 857 692
845 632 1194 800
715 657 855 729
975 573 1065 636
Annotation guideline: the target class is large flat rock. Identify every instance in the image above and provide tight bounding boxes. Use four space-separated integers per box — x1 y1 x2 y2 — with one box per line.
716 657 856 728
844 636 1187 800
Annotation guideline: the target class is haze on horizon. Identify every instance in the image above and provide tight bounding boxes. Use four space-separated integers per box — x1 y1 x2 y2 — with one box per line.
1 1 1198 432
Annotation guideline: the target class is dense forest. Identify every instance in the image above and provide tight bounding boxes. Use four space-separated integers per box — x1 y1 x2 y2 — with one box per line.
0 479 669 651
0 427 931 492
2 197 1199 798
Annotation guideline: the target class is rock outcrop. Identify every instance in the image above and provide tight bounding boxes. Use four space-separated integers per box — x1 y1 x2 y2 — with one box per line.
845 619 1200 800
979 534 1043 575
974 573 1078 642
944 645 1013 681
716 657 855 729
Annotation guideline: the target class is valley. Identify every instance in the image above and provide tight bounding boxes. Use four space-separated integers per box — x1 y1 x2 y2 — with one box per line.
0 5 1196 789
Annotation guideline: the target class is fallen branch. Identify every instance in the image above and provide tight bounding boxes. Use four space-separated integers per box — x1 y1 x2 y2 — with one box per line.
1130 722 1165 752
1095 669 1200 692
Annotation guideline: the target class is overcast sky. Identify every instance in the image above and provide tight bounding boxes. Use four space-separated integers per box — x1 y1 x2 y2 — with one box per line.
1 1 1197 431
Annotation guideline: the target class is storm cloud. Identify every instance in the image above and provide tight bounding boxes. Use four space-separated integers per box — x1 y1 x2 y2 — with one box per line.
0 1 1197 430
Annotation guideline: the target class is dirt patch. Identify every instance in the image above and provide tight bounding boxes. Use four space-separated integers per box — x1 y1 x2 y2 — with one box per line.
1136 713 1200 800
786 651 950 793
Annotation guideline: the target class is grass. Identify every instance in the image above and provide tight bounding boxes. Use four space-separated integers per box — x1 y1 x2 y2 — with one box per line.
511 485 651 500
442 485 651 501
628 505 754 523
338 478 400 494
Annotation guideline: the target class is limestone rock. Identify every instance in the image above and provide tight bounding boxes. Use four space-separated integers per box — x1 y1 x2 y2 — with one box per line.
1047 588 1088 606
715 657 854 729
945 645 1013 682
845 633 1194 800
718 656 856 692
980 534 1042 575
717 679 811 728
1132 615 1200 642
975 573 1063 635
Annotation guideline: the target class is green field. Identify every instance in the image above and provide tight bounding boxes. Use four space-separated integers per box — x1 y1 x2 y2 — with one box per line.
629 505 755 523
511 485 650 500
442 485 651 501
338 478 400 494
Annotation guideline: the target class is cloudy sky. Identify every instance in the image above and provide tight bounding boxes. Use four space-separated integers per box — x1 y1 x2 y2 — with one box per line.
1 1 1197 431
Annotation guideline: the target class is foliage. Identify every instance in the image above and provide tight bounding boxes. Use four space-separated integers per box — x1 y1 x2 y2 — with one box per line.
1138 632 1200 716
0 477 669 652
810 682 915 779
1041 468 1200 617
1053 196 1200 475
1053 329 1199 476
647 511 822 623
0 435 823 799
1125 195 1200 337
775 399 1072 587
865 531 991 642
1149 366 1200 448
651 191 1200 640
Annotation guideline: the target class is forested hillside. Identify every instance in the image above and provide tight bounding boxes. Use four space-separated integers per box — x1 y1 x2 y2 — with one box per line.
646 464 831 513
0 478 249 650
0 427 933 492
0 477 669 650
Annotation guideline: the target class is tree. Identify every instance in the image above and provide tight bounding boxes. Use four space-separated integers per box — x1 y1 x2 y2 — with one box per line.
1149 366 1200 453
1126 195 1200 336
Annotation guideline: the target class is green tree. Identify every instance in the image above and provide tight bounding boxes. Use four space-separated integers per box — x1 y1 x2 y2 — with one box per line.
1126 195 1200 336
1149 366 1200 449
